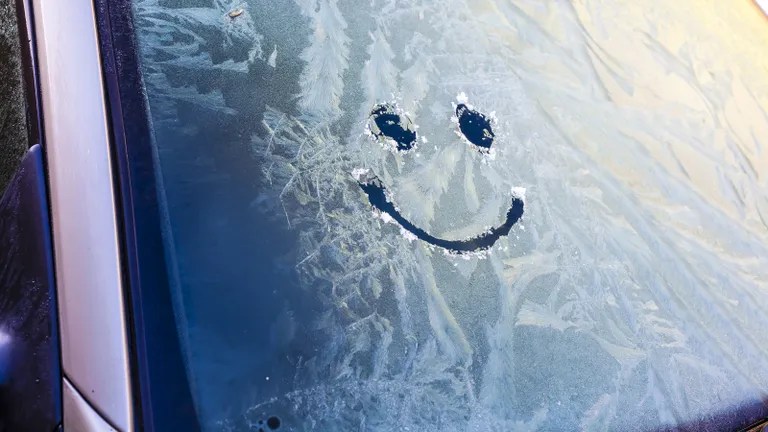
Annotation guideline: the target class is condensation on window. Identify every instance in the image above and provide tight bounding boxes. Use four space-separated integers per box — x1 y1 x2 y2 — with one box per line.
133 1 768 431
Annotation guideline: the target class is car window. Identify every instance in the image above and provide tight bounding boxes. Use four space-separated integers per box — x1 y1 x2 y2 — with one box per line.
0 0 29 194
130 1 768 430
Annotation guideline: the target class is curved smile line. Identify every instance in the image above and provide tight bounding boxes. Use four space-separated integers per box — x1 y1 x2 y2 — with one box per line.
353 169 525 254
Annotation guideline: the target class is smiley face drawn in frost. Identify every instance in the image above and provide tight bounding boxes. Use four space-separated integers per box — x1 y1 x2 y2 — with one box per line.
355 93 526 256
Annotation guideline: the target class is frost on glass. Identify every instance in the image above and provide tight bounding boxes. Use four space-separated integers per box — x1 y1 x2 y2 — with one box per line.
135 0 768 431
132 0 263 130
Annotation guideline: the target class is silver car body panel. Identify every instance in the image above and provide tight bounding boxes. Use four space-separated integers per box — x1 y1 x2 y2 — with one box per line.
64 377 119 432
32 0 133 430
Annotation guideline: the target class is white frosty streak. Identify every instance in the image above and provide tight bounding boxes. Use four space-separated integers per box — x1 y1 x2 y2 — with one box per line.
516 300 574 332
296 0 350 119
267 45 278 68
362 28 399 104
400 32 435 115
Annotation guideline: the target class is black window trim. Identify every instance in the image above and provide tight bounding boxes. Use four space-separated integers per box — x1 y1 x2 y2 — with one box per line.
92 0 200 430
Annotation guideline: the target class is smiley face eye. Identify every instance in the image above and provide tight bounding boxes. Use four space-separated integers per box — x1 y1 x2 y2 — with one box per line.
369 103 418 152
455 103 495 151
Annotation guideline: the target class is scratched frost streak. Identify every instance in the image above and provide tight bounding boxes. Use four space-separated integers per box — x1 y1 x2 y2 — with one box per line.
135 0 768 430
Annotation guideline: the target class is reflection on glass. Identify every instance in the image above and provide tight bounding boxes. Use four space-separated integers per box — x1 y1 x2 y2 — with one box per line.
131 0 768 430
